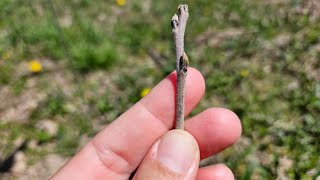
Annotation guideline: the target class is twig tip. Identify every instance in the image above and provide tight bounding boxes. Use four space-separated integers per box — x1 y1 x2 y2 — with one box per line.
178 4 189 15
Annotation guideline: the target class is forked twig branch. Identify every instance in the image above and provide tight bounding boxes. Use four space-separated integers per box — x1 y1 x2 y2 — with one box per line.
171 5 189 129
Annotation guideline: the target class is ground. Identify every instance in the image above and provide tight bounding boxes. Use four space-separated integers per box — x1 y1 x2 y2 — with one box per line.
0 0 319 179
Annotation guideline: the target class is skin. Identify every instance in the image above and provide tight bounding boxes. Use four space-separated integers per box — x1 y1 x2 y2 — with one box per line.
51 68 242 180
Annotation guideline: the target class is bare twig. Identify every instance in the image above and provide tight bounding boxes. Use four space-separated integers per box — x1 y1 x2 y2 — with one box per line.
171 5 189 129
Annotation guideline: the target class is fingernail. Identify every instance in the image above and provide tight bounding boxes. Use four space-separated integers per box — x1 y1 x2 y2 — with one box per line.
157 130 198 174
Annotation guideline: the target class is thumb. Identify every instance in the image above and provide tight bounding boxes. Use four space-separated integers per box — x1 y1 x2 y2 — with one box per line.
133 130 200 180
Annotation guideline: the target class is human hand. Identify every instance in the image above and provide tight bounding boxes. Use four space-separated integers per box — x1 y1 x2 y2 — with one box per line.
51 68 242 180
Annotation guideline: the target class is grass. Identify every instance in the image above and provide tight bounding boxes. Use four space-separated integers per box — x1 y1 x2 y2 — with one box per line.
0 0 319 178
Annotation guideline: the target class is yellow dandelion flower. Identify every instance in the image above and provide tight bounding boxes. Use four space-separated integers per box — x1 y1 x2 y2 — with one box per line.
240 69 249 78
28 60 42 73
140 88 151 98
203 7 210 16
2 51 12 60
116 0 126 6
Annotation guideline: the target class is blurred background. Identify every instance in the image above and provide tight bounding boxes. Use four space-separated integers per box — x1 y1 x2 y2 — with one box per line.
0 0 319 179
